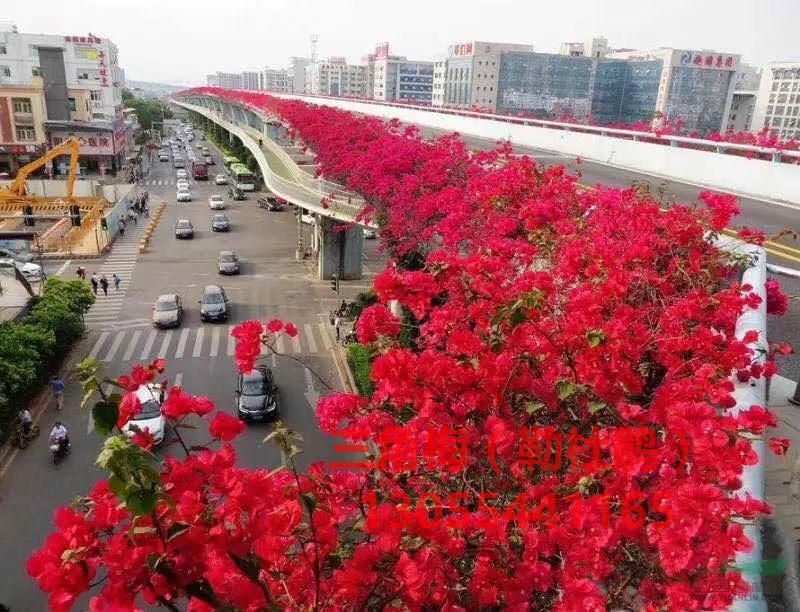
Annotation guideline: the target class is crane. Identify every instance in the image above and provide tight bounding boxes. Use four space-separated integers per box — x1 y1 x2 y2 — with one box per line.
0 137 81 200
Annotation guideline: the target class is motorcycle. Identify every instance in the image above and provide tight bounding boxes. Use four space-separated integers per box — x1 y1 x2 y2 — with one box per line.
50 437 71 465
341 330 357 347
9 422 40 450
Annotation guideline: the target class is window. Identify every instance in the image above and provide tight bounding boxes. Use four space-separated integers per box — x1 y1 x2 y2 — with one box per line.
12 98 32 113
31 66 41 77
15 127 35 141
0 45 6 54
778 94 787 103
77 70 89 79
0 65 10 77
68 98 76 111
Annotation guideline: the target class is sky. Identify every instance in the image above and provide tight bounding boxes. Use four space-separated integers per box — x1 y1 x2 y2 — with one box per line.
4 0 800 85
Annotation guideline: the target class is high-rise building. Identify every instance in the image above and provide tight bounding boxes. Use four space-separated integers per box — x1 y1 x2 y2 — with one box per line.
241 71 260 91
751 62 800 139
559 37 610 59
305 57 366 97
0 22 126 174
609 48 740 134
726 63 761 132
432 56 447 107
441 41 535 110
289 57 308 94
368 43 433 104
260 68 291 93
206 74 219 87
208 71 242 90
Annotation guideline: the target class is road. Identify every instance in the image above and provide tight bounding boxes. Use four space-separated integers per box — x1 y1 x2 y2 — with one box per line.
412 125 800 381
0 131 381 609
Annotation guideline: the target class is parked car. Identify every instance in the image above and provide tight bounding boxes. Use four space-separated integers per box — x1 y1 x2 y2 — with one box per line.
235 365 279 422
211 214 231 232
176 187 192 202
152 293 183 328
214 174 228 185
217 250 239 274
174 219 194 239
228 186 246 200
209 195 226 210
199 285 229 322
121 384 167 445
0 257 43 281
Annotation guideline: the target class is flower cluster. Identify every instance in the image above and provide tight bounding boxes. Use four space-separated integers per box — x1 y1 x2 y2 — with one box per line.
28 87 791 611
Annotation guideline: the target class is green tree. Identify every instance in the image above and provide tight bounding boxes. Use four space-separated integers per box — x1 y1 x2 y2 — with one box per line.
121 90 173 131
0 321 56 419
27 278 94 352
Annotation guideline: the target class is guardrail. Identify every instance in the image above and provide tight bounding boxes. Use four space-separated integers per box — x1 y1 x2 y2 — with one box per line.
172 100 371 226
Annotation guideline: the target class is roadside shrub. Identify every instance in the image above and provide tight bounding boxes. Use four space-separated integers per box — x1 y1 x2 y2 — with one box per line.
347 342 374 397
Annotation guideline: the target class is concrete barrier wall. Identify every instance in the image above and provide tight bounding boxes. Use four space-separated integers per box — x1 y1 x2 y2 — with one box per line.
275 94 800 206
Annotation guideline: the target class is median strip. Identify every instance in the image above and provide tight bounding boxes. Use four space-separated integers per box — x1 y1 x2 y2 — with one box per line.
139 201 166 253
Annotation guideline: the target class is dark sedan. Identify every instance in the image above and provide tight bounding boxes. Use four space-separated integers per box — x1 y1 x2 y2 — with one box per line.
211 213 230 232
236 365 279 422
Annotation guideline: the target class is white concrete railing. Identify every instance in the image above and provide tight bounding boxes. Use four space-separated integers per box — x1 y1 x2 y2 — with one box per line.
172 100 371 226
272 94 800 206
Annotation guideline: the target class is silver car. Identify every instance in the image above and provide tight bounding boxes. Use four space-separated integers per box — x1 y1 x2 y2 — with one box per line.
174 219 194 239
217 251 239 275
152 294 183 328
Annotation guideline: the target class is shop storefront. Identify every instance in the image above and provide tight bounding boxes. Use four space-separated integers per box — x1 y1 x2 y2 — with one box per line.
44 120 126 177
0 143 46 175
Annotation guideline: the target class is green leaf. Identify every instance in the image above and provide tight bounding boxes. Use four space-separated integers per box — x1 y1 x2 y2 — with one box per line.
508 310 526 328
556 380 578 401
92 400 119 436
586 330 605 348
588 401 606 414
108 474 127 499
126 488 157 516
525 401 546 414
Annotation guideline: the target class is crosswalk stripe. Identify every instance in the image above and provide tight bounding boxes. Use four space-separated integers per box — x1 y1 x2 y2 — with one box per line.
157 330 173 359
104 330 126 362
275 335 285 355
175 327 190 359
89 331 109 359
192 328 205 357
122 330 141 362
210 327 220 357
227 326 236 356
304 324 317 353
291 334 301 353
318 322 332 352
174 372 183 388
140 329 157 361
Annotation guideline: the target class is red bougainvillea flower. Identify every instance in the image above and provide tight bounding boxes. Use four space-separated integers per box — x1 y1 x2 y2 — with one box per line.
208 411 245 441
161 387 214 421
356 304 400 344
116 392 141 428
231 320 264 373
284 322 298 337
130 429 156 451
266 318 284 333
769 437 791 456
766 279 789 315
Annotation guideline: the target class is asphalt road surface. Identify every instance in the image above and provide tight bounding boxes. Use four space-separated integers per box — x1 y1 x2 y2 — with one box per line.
0 134 382 609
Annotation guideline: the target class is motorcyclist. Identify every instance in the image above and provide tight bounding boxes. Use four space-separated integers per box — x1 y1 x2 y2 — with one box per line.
18 408 33 437
50 421 69 454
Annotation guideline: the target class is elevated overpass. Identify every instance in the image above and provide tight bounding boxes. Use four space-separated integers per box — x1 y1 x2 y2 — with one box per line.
171 98 370 281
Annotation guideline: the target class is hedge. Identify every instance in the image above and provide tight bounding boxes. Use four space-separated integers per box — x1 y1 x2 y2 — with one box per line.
0 277 94 443
346 343 374 398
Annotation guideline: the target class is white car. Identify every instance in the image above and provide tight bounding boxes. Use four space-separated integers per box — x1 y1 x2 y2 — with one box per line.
177 187 192 202
0 257 43 281
176 169 188 180
121 384 167 445
214 174 228 185
209 195 226 210
176 179 190 190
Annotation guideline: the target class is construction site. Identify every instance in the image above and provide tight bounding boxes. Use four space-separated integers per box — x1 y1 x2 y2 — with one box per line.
0 137 135 259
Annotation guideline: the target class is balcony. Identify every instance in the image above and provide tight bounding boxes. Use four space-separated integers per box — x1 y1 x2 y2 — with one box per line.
13 111 34 125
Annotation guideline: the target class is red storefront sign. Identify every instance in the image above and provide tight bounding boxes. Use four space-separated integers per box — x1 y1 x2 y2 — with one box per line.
680 51 736 70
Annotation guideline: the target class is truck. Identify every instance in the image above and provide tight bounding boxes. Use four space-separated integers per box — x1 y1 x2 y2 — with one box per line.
191 160 208 180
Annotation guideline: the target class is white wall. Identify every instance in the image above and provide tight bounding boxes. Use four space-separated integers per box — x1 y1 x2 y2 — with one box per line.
276 94 800 205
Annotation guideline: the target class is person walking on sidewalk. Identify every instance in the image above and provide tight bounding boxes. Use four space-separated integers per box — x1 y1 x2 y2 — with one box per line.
50 375 65 411
128 209 137 225
90 273 98 294
112 274 121 291
118 217 126 237
99 275 109 296
334 314 342 340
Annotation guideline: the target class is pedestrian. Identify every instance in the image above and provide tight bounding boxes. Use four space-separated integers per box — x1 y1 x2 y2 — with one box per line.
112 273 121 291
50 375 65 411
118 218 125 237
99 275 109 296
75 266 86 280
90 273 98 294
128 209 137 224
334 314 342 340
143 191 149 205
338 299 347 316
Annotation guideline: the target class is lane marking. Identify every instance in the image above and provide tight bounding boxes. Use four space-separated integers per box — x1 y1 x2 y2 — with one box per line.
174 372 183 388
227 326 236 356
139 329 157 361
192 328 205 357
304 323 318 353
55 260 71 276
318 322 332 351
175 327 190 359
122 330 141 361
104 331 126 362
275 335 285 355
209 327 220 357
157 330 174 359
291 334 302 354
89 331 109 359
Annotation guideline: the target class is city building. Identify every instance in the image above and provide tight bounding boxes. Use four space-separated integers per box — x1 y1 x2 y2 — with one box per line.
260 68 291 93
289 57 308 94
726 63 761 132
206 74 219 87
0 22 126 174
305 57 366 97
609 48 740 134
369 43 433 104
441 41 535 110
241 71 260 91
207 71 242 90
751 61 800 140
497 52 661 124
432 56 447 107
559 37 610 59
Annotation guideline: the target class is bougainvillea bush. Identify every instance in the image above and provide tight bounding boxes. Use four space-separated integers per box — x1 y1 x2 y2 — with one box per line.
28 88 791 611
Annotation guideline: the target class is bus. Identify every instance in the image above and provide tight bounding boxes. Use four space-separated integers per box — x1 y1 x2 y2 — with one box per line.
229 163 256 191
222 156 240 169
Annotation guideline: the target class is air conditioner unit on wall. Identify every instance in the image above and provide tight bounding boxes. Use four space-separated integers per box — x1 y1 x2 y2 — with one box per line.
91 100 102 108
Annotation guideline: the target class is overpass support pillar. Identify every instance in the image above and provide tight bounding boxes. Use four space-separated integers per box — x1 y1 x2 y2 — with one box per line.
316 217 363 281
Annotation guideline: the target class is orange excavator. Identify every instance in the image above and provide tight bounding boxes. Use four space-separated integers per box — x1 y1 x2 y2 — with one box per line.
0 137 81 200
